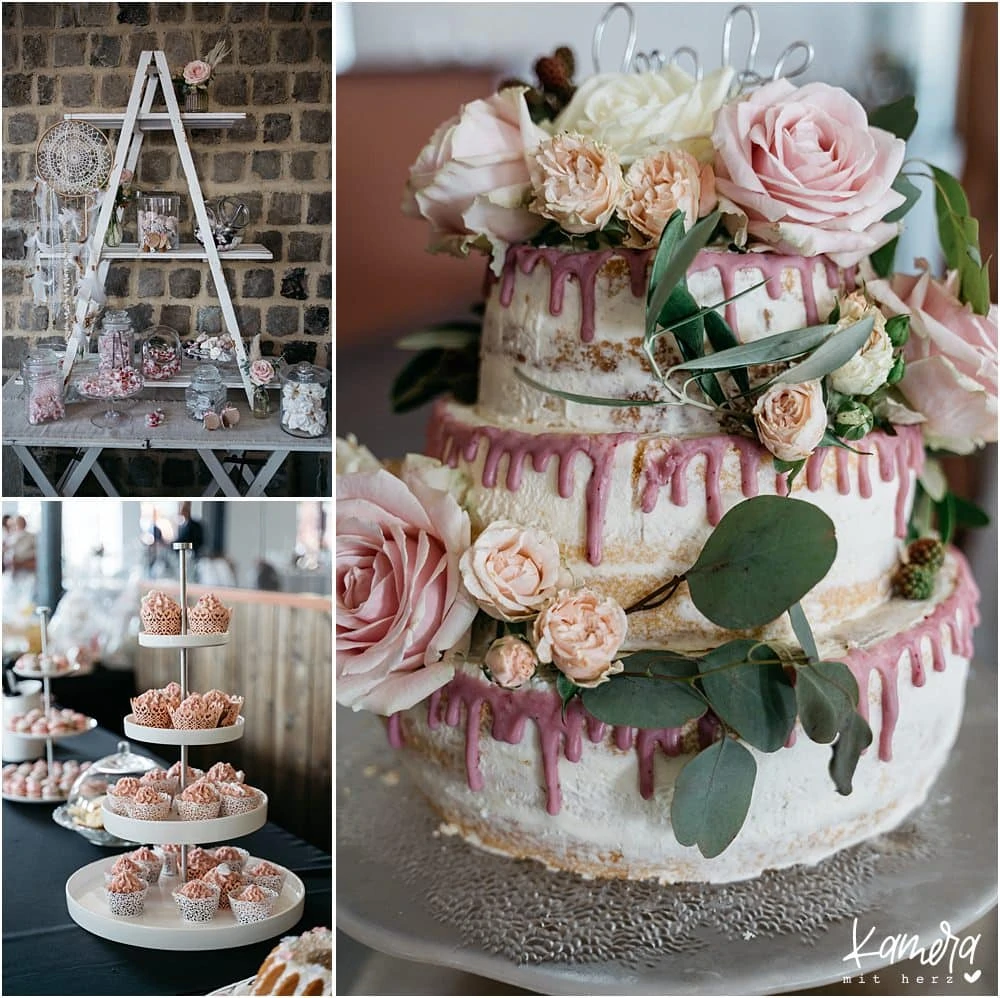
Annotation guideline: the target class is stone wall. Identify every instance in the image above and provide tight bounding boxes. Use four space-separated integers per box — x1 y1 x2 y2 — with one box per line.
1 2 332 373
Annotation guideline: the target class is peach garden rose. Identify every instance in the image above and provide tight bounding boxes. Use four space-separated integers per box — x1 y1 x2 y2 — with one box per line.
752 380 827 462
483 636 538 690
620 147 717 240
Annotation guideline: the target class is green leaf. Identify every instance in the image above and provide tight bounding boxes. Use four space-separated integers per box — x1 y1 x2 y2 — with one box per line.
829 711 873 795
556 673 580 714
773 457 806 490
390 346 479 413
794 660 859 744
951 493 991 529
582 651 706 729
699 641 797 752
647 211 686 313
773 316 874 385
686 496 838 629
654 285 725 404
513 367 669 408
883 173 921 224
868 95 918 140
787 602 819 662
869 236 898 278
671 736 757 858
668 323 834 373
935 490 957 545
930 165 991 314
396 324 481 351
704 310 750 395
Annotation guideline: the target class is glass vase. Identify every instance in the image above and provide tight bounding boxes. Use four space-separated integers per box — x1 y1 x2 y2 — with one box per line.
184 89 208 113
105 207 124 247
251 385 271 418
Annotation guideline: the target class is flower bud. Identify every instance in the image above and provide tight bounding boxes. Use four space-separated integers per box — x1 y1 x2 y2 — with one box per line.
484 636 538 690
833 399 874 441
885 314 910 348
886 353 906 385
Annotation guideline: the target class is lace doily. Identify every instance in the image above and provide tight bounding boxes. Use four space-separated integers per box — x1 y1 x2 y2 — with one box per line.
35 121 112 197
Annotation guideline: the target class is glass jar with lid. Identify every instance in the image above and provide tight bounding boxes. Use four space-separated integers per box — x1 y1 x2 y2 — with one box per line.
279 362 331 438
138 192 180 252
21 350 66 425
98 310 135 370
185 363 227 420
141 325 183 380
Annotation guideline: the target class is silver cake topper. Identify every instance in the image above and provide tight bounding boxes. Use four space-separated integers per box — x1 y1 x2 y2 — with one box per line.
593 3 814 93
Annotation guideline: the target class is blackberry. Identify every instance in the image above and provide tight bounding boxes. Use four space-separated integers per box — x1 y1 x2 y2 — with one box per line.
892 563 935 601
907 537 945 572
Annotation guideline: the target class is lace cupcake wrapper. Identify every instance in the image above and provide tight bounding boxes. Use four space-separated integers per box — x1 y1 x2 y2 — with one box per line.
176 798 221 821
173 886 221 922
139 609 182 635
105 886 148 917
219 789 261 816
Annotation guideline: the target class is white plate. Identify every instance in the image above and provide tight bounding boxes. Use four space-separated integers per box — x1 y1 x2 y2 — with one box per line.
138 632 230 648
102 794 268 845
12 661 86 679
123 715 245 746
2 789 68 804
207 978 255 996
52 804 138 847
5 716 97 740
66 855 305 950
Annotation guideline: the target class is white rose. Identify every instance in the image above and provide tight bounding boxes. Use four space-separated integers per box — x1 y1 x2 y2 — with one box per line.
829 293 895 396
336 435 381 475
459 520 563 621
483 636 538 689
753 380 827 462
553 65 735 165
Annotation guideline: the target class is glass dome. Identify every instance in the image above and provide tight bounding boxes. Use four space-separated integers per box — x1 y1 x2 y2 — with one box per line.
64 740 158 837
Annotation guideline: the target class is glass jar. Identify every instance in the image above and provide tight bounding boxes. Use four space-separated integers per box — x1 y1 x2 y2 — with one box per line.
279 362 331 438
184 89 208 113
21 350 66 425
251 384 271 418
141 325 183 380
138 192 180 252
185 363 227 420
97 310 135 370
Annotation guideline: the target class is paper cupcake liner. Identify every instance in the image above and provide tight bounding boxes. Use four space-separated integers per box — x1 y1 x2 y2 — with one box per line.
139 609 182 635
250 872 285 895
129 704 172 728
219 790 261 817
105 886 148 917
105 793 131 816
187 608 231 633
175 798 221 821
230 888 277 924
127 797 171 821
218 696 244 727
131 858 163 883
173 888 220 922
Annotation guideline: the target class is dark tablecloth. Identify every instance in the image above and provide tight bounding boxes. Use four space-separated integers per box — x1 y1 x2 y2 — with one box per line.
1 726 332 996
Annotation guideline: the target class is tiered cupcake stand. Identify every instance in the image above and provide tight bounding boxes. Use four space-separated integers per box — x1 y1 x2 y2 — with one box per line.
65 543 305 949
4 606 96 804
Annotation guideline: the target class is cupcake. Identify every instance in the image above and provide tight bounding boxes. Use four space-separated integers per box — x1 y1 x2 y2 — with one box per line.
247 859 285 895
106 777 142 816
105 855 144 885
170 693 223 730
187 593 231 633
204 761 244 785
230 883 278 924
211 845 249 872
176 779 221 821
184 846 221 881
129 690 173 728
166 761 204 788
172 879 221 922
127 786 171 821
203 690 244 727
199 863 245 909
128 846 163 883
158 681 183 711
139 768 174 796
105 870 148 916
140 590 182 635
218 781 261 817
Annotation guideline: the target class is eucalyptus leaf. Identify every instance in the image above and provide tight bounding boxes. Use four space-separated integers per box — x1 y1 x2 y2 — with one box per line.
884 173 921 224
556 673 580 714
935 491 957 545
668 324 834 373
867 95 918 140
671 736 757 858
513 367 669 408
773 457 806 490
704 310 750 395
829 711 873 795
686 496 837 629
794 660 859 744
951 493 991 529
869 236 898 278
699 640 796 753
582 652 706 729
653 285 725 404
396 325 482 351
788 602 819 662
773 316 874 386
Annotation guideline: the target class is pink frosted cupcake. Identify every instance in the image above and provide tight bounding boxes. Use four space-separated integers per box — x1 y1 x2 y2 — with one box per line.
187 593 231 633
166 761 204 788
184 846 221 881
158 681 183 711
200 863 245 909
140 590 182 635
247 859 286 895
106 776 142 816
128 846 163 883
105 870 148 916
139 768 174 795
127 785 171 821
218 781 261 817
105 855 144 885
130 689 173 728
176 778 221 820
172 879 221 922
170 693 223 730
203 690 244 727
230 883 278 924
204 761 244 785
211 845 249 872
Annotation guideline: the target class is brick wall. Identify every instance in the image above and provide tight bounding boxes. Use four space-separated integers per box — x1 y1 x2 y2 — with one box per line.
1 2 332 374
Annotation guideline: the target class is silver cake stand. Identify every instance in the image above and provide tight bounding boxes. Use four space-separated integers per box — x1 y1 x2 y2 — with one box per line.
336 662 997 995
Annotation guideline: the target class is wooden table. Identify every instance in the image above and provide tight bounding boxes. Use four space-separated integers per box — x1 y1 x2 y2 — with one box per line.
2 376 330 497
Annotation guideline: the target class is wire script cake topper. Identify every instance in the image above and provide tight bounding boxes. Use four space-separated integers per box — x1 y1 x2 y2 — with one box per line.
592 3 814 93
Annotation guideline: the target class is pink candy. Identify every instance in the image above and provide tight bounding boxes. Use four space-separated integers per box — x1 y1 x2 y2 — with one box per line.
146 408 166 428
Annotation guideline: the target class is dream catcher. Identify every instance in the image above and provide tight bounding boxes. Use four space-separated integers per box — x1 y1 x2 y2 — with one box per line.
30 120 113 351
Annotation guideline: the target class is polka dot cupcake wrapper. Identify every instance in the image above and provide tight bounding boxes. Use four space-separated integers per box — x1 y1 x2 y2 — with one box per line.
219 791 260 817
250 872 285 895
105 793 131 816
230 887 278 924
173 889 221 922
176 798 221 821
127 797 171 821
105 885 148 917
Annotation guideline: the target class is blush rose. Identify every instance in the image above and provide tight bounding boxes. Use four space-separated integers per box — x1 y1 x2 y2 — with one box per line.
183 61 212 87
713 80 905 266
337 458 478 715
483 636 538 690
753 380 827 462
620 147 717 240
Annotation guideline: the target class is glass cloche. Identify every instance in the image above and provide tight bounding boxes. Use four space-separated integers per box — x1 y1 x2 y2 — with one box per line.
63 740 158 841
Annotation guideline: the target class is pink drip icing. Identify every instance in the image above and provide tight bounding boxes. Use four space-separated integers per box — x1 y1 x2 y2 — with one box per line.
388 552 979 807
387 713 405 748
497 245 648 343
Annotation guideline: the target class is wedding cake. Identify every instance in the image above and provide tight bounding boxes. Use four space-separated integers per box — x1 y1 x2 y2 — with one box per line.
337 6 995 883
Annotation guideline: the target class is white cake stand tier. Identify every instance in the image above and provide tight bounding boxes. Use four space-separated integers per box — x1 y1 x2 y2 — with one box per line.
137 631 230 648
101 796 268 844
7 717 98 741
123 715 245 745
65 856 305 950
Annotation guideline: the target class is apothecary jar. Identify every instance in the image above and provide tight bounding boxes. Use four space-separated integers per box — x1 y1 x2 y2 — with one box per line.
138 192 180 252
141 326 183 381
279 363 330 438
98 311 135 370
185 363 227 420
22 350 66 425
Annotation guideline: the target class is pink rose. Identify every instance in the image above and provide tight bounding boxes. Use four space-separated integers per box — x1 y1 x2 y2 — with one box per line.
249 359 274 386
459 520 563 621
867 267 998 453
337 459 478 714
713 80 905 266
403 89 549 267
183 60 212 87
752 380 827 462
620 148 717 241
533 589 627 688
483 636 538 690
529 133 624 234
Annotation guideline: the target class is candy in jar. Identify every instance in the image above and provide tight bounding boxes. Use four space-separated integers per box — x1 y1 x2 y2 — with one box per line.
22 350 66 425
279 362 330 438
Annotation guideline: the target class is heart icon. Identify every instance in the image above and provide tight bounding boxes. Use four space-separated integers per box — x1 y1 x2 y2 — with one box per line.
964 970 982 983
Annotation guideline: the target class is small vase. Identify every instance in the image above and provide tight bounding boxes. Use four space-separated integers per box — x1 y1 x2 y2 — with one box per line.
105 207 124 247
251 385 271 418
184 89 208 113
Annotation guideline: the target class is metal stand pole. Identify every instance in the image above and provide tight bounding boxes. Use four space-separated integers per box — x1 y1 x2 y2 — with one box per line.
174 542 193 884
36 607 53 769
